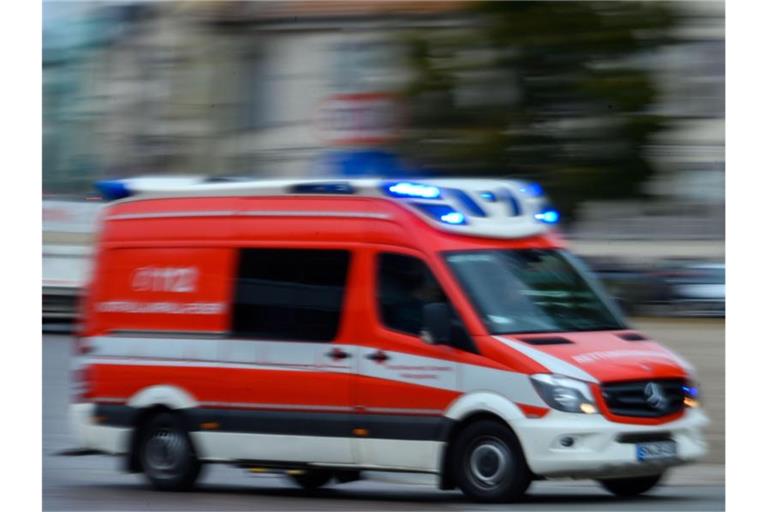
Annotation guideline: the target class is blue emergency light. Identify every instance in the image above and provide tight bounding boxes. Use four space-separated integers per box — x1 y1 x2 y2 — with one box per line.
384 182 441 199
95 180 132 201
520 182 544 197
534 208 560 224
440 211 466 225
413 203 468 225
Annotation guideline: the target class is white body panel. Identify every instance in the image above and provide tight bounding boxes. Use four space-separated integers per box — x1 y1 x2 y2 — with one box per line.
70 403 131 454
513 408 709 478
354 439 442 472
192 432 354 464
71 336 708 479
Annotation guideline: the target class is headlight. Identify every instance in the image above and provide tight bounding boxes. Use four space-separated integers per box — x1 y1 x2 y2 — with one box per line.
530 374 598 414
683 379 700 408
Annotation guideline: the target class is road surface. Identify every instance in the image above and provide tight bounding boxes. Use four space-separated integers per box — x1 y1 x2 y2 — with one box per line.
43 321 724 511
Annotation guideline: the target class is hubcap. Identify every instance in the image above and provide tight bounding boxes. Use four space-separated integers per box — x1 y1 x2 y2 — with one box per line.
468 437 510 488
145 428 185 476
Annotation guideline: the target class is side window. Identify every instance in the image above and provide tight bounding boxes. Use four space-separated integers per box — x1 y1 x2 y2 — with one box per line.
376 253 475 352
377 253 446 336
232 249 350 341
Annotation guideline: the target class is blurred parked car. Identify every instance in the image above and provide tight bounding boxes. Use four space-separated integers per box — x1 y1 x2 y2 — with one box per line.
580 256 662 316
581 257 724 318
651 261 725 317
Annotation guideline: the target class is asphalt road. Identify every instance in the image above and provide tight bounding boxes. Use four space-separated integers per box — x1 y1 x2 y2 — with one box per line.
43 321 725 511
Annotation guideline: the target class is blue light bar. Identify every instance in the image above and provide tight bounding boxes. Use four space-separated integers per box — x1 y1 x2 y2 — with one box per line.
519 182 544 197
290 182 356 194
413 203 468 225
479 191 497 202
440 211 466 225
449 189 487 217
94 180 132 201
534 208 560 224
384 182 441 199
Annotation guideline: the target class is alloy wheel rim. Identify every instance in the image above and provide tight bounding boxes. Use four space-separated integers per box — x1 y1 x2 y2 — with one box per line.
145 428 185 476
467 437 511 489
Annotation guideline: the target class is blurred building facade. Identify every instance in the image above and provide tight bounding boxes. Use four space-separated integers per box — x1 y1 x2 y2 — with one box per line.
43 1 724 240
572 0 724 240
43 1 465 190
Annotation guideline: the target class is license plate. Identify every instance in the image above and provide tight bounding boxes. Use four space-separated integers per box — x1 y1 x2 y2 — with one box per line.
636 441 677 462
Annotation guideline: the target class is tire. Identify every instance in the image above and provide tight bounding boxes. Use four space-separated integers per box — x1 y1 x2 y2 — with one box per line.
598 474 663 497
138 412 202 491
290 470 333 490
451 420 532 502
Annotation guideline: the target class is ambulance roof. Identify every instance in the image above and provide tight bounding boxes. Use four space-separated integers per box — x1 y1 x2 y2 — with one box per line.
97 176 559 240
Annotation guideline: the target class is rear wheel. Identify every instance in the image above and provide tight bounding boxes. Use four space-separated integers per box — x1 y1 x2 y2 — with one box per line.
598 474 663 497
289 469 333 490
138 412 201 491
451 420 531 502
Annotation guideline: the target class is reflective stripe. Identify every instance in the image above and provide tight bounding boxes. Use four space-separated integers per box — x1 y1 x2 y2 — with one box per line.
88 399 444 416
83 335 547 407
365 407 445 415
110 330 228 339
106 211 391 221
92 397 126 404
95 404 452 441
86 336 352 373
493 336 597 383
107 211 235 220
242 211 391 219
198 402 355 412
83 356 313 373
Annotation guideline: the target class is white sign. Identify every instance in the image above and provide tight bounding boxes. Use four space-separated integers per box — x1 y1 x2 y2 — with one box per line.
43 200 103 233
315 93 402 146
131 267 199 293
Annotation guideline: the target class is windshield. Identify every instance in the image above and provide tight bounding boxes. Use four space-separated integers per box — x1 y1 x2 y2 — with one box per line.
444 249 626 334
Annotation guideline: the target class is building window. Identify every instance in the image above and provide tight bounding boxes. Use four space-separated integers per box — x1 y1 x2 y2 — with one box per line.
232 249 350 341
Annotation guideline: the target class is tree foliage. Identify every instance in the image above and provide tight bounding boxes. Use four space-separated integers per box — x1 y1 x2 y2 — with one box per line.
396 1 681 221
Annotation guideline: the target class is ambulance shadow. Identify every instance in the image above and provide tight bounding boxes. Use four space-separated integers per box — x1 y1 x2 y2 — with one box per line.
98 480 695 506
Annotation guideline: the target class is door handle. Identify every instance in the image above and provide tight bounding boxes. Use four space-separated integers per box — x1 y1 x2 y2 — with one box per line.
366 350 390 364
325 348 351 361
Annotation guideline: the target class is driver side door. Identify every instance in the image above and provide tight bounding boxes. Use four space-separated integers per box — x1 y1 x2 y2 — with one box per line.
353 249 470 471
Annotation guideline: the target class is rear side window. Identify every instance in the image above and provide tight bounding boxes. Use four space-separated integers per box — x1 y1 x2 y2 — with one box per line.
232 249 350 341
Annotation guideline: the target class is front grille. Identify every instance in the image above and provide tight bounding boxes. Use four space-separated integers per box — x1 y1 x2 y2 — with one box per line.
616 432 672 443
601 379 685 418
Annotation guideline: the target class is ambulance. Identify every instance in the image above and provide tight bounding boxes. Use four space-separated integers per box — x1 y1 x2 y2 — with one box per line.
71 177 707 502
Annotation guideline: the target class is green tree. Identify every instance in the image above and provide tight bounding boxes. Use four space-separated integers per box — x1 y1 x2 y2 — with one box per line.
396 1 680 222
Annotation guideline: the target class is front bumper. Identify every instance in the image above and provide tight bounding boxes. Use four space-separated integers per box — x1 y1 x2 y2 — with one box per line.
70 402 130 455
513 408 709 479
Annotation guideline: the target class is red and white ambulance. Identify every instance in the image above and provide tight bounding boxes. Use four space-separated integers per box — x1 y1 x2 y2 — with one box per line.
71 177 707 502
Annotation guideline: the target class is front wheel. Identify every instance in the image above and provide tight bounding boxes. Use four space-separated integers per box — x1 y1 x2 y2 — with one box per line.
138 412 202 491
451 420 532 502
598 473 664 497
290 470 333 490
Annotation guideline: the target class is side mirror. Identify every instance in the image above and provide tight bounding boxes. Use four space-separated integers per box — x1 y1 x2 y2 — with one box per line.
421 302 451 345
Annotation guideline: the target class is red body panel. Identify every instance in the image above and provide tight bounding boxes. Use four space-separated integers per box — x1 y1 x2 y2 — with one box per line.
81 194 690 425
497 331 689 383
